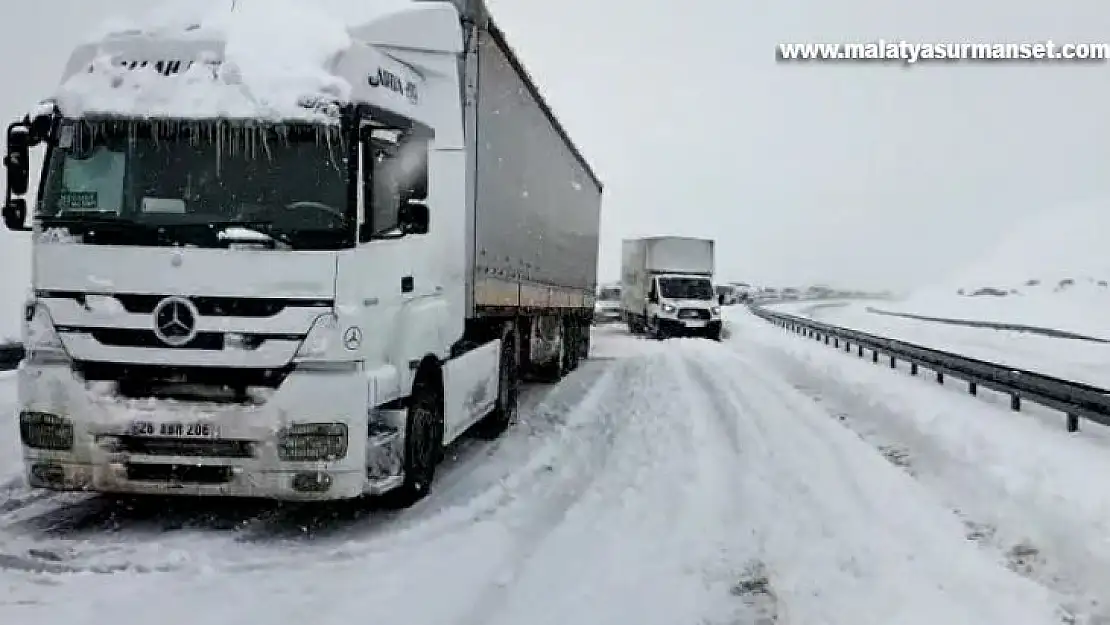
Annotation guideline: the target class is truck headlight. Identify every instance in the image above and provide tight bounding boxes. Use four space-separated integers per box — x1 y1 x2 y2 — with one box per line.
277 423 348 461
20 411 74 450
295 313 339 360
711 306 721 315
23 302 69 364
660 303 676 314
294 313 360 371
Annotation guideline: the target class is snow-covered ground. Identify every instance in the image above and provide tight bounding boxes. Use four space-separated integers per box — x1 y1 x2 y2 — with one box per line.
0 323 1100 624
727 307 1110 623
884 199 1110 339
773 300 1110 386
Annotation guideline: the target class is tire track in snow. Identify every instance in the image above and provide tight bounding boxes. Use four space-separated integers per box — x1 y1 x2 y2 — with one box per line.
673 339 1066 625
456 348 768 625
732 315 1110 624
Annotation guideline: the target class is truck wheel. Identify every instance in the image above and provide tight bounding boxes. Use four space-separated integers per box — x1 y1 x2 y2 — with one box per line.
533 320 568 382
387 368 444 508
475 324 519 440
578 319 591 360
565 318 581 371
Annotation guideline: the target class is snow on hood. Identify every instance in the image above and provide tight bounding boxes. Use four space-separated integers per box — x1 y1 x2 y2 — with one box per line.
55 0 393 122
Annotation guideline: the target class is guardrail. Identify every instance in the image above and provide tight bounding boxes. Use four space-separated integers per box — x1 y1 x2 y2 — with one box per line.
863 306 1110 343
751 305 1110 433
0 343 23 371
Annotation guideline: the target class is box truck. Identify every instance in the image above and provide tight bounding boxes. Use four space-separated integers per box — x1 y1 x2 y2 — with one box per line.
1 0 602 506
620 237 720 340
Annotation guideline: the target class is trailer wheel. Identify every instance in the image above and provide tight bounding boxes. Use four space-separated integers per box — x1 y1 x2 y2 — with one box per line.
533 319 567 382
578 318 591 360
564 317 581 371
386 366 444 508
475 323 519 440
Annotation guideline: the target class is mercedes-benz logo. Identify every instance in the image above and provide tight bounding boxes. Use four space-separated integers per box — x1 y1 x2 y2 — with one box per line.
151 296 199 347
343 326 362 350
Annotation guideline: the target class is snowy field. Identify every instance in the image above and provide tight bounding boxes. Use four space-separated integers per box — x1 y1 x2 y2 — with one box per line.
773 300 1110 387
881 199 1110 340
3 315 1110 623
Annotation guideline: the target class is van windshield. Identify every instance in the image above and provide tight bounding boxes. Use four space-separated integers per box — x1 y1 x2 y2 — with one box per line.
658 277 714 300
598 287 621 301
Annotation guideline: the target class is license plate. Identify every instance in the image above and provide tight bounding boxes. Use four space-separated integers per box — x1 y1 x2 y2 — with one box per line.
683 320 707 327
129 420 219 438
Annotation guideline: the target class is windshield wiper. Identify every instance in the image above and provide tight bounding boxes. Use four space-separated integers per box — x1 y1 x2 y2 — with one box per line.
208 221 295 248
38 214 176 244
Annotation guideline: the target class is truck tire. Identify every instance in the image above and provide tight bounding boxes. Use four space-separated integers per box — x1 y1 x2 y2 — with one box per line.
533 320 569 382
578 319 591 360
387 367 444 508
475 323 519 440
565 317 581 371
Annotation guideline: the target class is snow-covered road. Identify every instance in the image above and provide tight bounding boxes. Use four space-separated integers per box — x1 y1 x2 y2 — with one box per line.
0 321 1091 624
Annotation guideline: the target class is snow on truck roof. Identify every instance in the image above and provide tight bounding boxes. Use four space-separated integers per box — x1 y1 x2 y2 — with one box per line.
51 0 451 123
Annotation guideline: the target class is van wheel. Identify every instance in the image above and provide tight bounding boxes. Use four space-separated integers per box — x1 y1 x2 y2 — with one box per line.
475 323 519 440
385 369 443 508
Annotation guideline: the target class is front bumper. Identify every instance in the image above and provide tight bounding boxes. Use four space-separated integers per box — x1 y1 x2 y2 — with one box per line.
657 318 722 338
593 309 622 324
17 362 401 501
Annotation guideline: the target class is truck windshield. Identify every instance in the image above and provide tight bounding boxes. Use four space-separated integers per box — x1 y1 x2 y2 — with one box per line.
659 277 714 300
598 287 621 301
37 119 351 250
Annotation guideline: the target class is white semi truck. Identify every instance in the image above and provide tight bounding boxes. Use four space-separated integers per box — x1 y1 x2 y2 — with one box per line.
620 236 720 340
1 0 602 506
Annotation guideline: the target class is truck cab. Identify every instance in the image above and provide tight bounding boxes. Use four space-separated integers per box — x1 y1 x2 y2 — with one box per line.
0 0 604 506
593 284 622 324
645 273 721 339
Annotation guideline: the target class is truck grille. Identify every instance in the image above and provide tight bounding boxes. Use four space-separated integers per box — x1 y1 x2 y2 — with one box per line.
126 463 233 485
119 436 254 459
678 308 710 320
36 291 331 317
74 362 293 389
89 328 224 350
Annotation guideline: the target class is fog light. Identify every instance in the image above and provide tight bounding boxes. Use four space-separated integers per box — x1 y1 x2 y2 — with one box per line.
29 462 65 487
292 471 332 492
277 423 348 461
20 412 73 450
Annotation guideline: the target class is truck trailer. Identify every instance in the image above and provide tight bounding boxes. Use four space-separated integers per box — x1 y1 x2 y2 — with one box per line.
1 0 602 506
620 236 720 340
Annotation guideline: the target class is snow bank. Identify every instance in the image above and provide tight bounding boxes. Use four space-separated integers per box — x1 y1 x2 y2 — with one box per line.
893 198 1110 337
786 301 1110 386
57 0 408 122
727 309 1110 622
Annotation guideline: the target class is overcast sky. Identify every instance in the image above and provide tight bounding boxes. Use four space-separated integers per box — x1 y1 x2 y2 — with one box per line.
1 0 1108 292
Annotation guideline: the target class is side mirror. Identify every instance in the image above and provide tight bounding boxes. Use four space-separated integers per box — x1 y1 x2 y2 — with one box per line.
4 123 30 196
398 200 429 235
3 198 28 231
